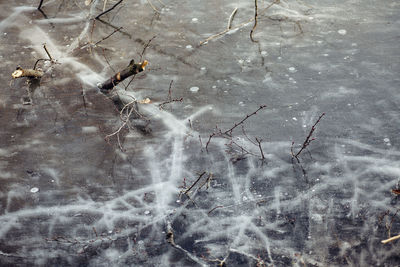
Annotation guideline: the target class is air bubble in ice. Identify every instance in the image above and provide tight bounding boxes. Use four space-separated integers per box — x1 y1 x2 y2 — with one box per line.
383 138 390 143
292 117 297 121
261 51 268 56
144 210 150 215
189 86 199 92
186 45 193 49
288 67 297 73
191 18 198 22
338 29 347 35
30 187 39 193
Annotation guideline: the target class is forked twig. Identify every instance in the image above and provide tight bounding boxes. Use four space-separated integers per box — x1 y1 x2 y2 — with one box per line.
205 105 266 153
225 105 266 136
200 0 279 45
291 113 325 161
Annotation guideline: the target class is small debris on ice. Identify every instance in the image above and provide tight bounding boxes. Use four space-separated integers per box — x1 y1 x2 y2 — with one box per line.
186 45 193 49
338 29 347 35
292 117 298 121
191 18 198 22
190 86 199 92
288 67 297 73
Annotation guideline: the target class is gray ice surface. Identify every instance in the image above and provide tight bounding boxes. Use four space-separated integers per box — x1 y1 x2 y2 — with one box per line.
0 0 400 266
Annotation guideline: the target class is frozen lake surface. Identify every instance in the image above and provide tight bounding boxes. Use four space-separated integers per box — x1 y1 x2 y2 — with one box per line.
0 0 400 266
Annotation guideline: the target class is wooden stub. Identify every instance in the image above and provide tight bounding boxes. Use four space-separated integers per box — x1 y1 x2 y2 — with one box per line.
98 59 148 92
12 67 44 79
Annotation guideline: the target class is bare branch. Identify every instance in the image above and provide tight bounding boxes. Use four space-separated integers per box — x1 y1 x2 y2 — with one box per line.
250 0 258 42
224 105 267 136
292 112 325 160
95 0 123 20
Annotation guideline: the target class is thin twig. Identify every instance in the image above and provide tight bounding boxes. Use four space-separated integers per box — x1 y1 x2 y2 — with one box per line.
33 58 49 70
94 27 123 46
159 80 183 109
156 0 165 6
224 105 266 136
105 99 141 150
146 0 161 14
255 137 265 160
43 43 53 61
292 112 325 159
183 172 206 195
200 0 279 45
102 0 108 11
227 7 238 30
159 98 183 109
140 35 156 61
250 0 258 42
95 0 123 20
96 18 131 38
208 205 224 215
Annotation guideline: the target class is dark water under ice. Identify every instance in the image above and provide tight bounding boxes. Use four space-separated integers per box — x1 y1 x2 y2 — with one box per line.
0 0 400 266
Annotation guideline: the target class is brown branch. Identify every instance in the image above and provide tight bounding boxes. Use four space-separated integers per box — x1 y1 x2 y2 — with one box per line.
12 67 44 79
99 60 148 92
292 112 325 160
